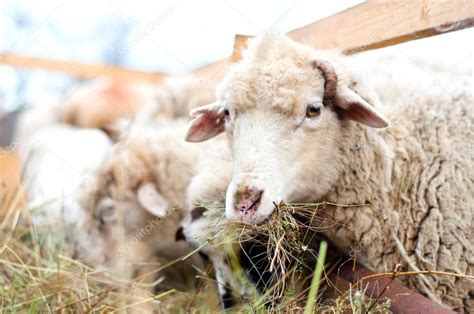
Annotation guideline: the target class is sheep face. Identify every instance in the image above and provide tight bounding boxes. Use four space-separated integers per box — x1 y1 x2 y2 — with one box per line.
92 173 170 231
186 36 388 224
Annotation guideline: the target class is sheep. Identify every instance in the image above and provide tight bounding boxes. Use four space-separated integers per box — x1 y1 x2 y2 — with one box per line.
179 205 240 308
184 36 474 312
75 120 223 291
11 101 62 149
19 124 113 233
58 80 155 136
178 140 241 308
180 142 317 309
347 49 472 111
135 75 215 123
58 77 214 140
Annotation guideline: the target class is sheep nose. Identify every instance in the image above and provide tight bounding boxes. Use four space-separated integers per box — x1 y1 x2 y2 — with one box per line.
234 188 263 222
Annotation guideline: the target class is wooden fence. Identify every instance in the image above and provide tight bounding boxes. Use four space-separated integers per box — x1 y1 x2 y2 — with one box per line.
1 1 472 83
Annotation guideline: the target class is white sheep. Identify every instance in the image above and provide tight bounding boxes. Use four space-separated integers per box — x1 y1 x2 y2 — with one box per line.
58 76 214 140
136 75 215 123
58 80 154 132
179 140 241 308
182 140 308 308
184 36 473 312
19 124 112 232
75 120 222 291
180 205 240 308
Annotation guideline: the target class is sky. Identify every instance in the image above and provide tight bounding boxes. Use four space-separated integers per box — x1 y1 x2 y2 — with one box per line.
0 0 472 111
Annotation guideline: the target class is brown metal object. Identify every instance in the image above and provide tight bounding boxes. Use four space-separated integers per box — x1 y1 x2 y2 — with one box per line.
336 261 454 314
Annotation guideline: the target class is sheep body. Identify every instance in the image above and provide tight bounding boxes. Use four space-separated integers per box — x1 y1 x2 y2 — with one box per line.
136 76 215 123
76 121 224 290
186 36 473 311
180 141 239 307
19 124 112 228
58 80 153 131
321 86 473 310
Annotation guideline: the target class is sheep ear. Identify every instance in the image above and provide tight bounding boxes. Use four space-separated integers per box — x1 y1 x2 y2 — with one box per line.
335 86 389 128
137 183 168 217
185 102 225 142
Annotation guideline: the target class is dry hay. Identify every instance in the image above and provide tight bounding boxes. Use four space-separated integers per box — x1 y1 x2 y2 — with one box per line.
0 185 392 313
202 201 391 312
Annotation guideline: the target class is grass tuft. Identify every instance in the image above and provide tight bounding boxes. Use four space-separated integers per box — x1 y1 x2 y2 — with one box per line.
304 240 327 314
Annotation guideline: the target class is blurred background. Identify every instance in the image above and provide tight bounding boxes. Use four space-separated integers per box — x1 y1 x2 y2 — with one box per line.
1 0 471 112
0 0 368 111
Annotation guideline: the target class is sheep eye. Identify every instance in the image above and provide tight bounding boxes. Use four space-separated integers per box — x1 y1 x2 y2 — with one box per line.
306 104 321 118
223 108 230 117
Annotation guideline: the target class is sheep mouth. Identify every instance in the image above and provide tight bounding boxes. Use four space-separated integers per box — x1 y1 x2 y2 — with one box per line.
250 197 261 212
239 199 260 213
239 195 262 223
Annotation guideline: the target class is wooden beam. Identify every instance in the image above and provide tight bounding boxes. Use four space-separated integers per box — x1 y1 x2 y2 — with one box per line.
228 1 474 70
0 152 20 192
336 260 453 313
0 53 166 83
1 2 472 84
192 34 252 86
289 0 474 54
231 34 251 63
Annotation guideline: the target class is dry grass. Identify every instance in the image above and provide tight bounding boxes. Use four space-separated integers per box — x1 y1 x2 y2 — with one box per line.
0 184 392 313
0 185 216 312
199 201 392 312
226 202 332 308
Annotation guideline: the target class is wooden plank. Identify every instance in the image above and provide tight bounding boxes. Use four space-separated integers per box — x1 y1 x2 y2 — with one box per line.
289 0 474 54
0 152 25 218
0 152 20 191
1 2 472 84
191 34 252 86
228 1 474 73
231 34 251 63
0 53 166 83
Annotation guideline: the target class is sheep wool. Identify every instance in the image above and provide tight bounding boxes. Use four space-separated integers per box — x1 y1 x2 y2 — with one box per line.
187 36 473 311
249 37 473 311
76 121 213 290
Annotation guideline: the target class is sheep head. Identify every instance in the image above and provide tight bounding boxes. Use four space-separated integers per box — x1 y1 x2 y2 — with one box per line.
90 147 170 235
186 36 388 224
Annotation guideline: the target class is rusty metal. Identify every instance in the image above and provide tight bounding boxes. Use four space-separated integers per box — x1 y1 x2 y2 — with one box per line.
336 261 454 314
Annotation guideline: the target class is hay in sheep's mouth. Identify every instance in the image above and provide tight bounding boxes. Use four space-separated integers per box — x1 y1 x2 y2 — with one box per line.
221 202 340 307
218 200 378 310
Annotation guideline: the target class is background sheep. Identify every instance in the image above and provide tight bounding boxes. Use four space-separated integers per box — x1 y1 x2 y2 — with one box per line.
136 76 215 123
185 36 473 311
179 140 241 308
57 76 215 140
75 121 225 292
19 124 112 233
58 80 154 133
